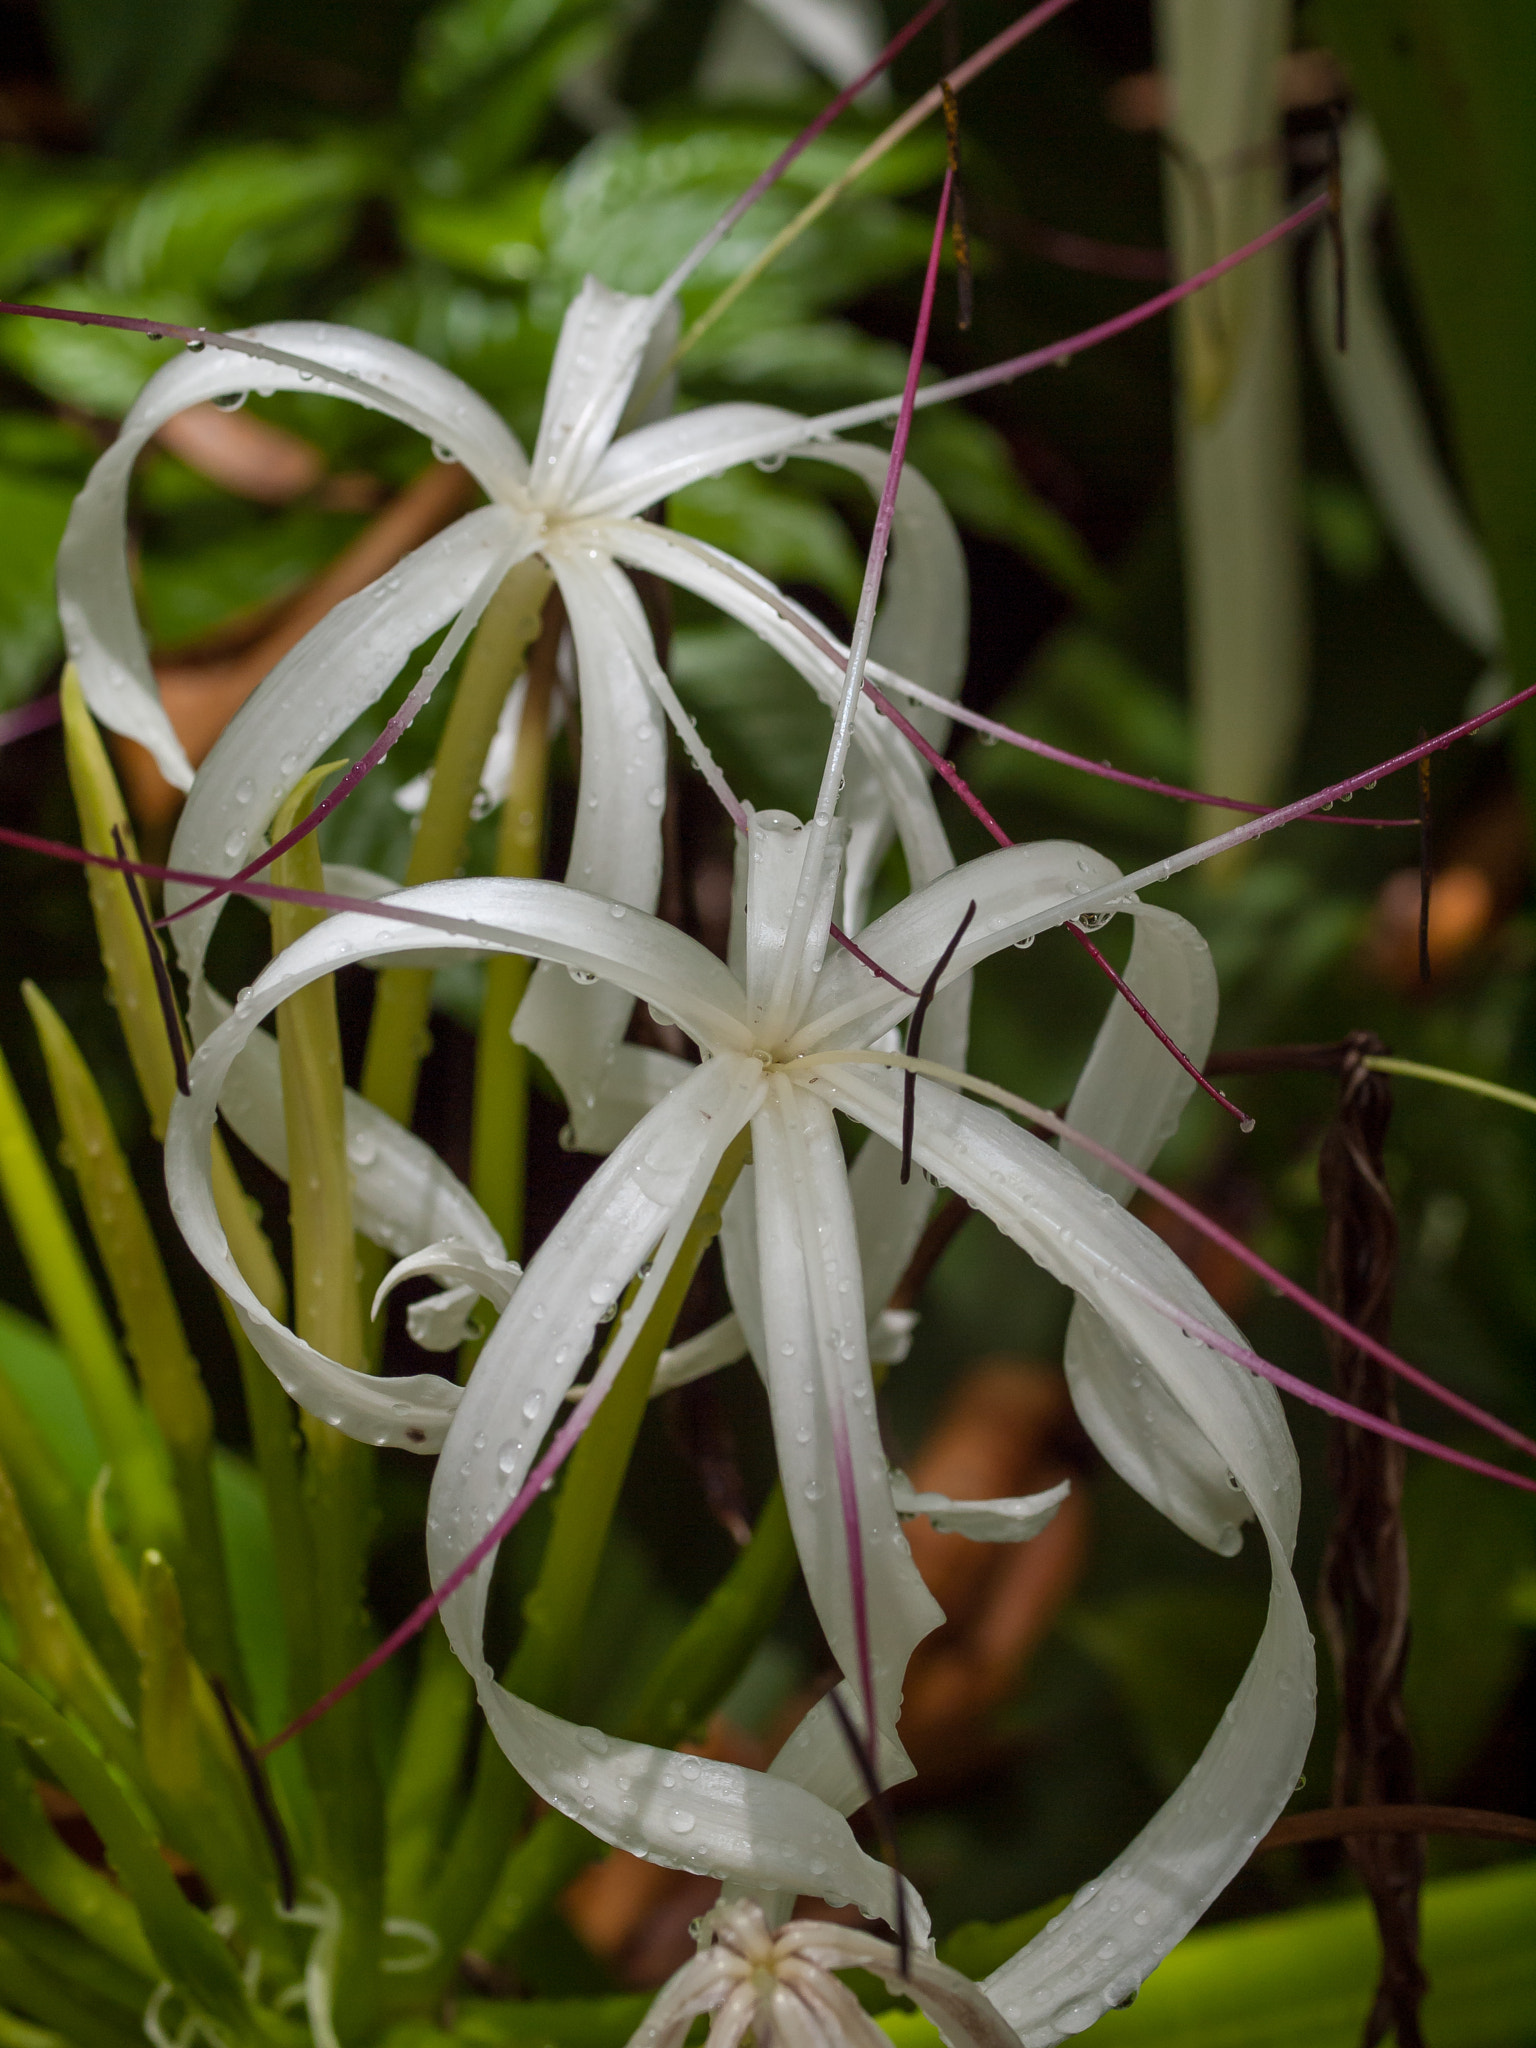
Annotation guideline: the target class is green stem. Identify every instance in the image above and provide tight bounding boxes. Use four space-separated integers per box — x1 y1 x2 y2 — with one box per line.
472 1483 798 1961
1365 1055 1536 1120
384 1620 479 1919
470 587 563 1265
419 1131 750 1987
271 777 383 2043
359 560 553 1136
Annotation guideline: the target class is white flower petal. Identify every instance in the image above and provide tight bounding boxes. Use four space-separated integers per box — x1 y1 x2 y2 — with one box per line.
531 278 668 507
372 1240 522 1353
58 322 528 784
513 545 669 1150
653 1311 747 1395
753 1078 943 1740
578 402 798 521
818 1067 1313 2039
164 506 532 987
424 1057 920 1925
1061 904 1218 1204
889 1472 1070 1544
798 840 1128 1053
597 521 956 897
565 1043 698 1156
187 980 507 1265
167 878 751 1448
777 1924 1021 2048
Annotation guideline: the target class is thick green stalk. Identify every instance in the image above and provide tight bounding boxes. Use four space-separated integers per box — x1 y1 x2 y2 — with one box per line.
471 1484 797 1960
385 1620 479 1918
360 560 553 1134
22 983 243 1696
0 1938 140 2048
421 1132 751 1984
471 588 562 1263
137 1551 293 1963
270 775 384 2042
0 1910 152 2021
0 1042 172 1559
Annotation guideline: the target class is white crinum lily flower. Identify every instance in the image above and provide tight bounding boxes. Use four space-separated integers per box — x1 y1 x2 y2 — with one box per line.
628 1899 1016 2048
58 277 966 1168
166 793 1312 2039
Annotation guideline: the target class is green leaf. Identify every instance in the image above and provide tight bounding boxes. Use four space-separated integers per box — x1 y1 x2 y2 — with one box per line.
99 141 375 301
670 620 830 819
400 169 553 282
409 0 614 107
0 157 120 294
670 466 864 613
137 502 365 653
1312 1 1536 803
880 1859 1536 2048
0 468 73 707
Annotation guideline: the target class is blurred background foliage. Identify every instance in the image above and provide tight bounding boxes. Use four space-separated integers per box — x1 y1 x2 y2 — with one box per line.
0 0 1531 2036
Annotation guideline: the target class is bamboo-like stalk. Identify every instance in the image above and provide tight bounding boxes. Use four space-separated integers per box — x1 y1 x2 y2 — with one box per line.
1156 0 1307 851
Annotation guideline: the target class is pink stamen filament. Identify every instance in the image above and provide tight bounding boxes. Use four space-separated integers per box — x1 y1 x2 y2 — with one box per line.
859 678 1254 1128
0 696 62 748
801 1048 1536 1470
657 0 958 301
829 1411 878 1755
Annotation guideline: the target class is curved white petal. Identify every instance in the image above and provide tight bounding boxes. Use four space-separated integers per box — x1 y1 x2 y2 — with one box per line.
798 840 1128 1053
167 877 750 1448
1058 901 1231 1550
563 1043 697 1156
165 506 533 986
890 1472 1070 1544
372 1240 522 1355
513 544 669 1149
531 278 670 509
1062 904 1218 1203
753 1077 943 1742
578 401 799 520
425 1056 925 1924
58 322 529 784
817 1066 1313 2039
653 1311 747 1395
595 520 956 898
187 980 508 1265
1311 120 1499 658
776 1922 1021 2048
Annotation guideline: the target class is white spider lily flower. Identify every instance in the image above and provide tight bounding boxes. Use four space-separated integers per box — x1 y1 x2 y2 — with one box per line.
165 794 1312 2035
629 1899 1017 2048
58 281 965 1155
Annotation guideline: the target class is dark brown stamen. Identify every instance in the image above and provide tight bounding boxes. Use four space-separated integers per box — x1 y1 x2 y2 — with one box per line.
901 900 976 1184
209 1676 295 1909
941 81 974 330
111 826 189 1096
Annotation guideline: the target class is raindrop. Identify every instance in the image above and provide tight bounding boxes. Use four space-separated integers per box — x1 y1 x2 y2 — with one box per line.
610 903 626 919
185 336 206 352
212 390 247 412
754 452 787 473
522 1391 544 1421
496 1441 520 1475
567 967 597 985
223 828 245 860
234 777 255 805
431 441 455 463
347 1131 377 1168
1131 1909 1150 1928
1013 935 1035 951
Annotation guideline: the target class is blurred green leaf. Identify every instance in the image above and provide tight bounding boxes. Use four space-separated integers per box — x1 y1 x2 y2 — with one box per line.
1067 1586 1268 1794
884 1859 1536 2047
401 169 553 282
671 464 863 612
0 157 120 295
670 619 829 818
99 139 375 300
0 468 73 706
409 0 613 106
1402 1455 1536 1792
137 502 363 651
39 0 247 166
